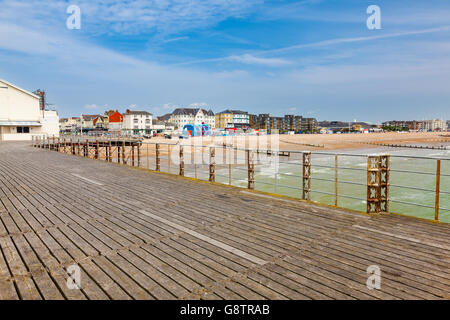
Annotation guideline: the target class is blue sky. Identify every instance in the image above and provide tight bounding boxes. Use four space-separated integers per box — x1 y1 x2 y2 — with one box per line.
1 0 450 122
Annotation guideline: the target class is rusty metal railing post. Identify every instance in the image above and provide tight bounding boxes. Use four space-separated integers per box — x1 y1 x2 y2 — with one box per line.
146 143 149 169
247 149 255 190
95 140 99 159
435 159 441 221
155 144 160 171
137 143 141 167
108 140 112 162
302 152 311 200
122 140 126 164
334 155 338 207
168 145 171 173
380 155 390 213
179 145 184 176
209 147 215 182
367 156 381 213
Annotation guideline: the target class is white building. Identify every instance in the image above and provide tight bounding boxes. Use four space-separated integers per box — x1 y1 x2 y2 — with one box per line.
123 110 153 135
0 79 59 141
420 119 447 132
60 117 81 133
152 119 165 133
169 108 215 129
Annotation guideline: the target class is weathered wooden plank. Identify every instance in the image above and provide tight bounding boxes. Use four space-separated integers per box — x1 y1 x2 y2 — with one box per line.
0 236 42 300
0 142 449 300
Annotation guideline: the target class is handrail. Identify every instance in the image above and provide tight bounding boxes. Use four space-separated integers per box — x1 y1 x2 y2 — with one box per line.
32 135 449 223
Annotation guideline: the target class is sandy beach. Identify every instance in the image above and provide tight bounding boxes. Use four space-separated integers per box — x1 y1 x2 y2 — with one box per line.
144 131 450 152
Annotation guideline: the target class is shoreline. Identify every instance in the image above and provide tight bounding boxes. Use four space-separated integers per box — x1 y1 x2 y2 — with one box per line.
145 132 450 152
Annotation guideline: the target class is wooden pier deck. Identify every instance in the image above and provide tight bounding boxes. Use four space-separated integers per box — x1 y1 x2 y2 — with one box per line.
0 142 449 300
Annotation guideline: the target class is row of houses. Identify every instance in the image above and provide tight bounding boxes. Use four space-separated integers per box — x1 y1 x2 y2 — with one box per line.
60 110 175 135
382 119 448 132
61 107 319 135
159 109 319 132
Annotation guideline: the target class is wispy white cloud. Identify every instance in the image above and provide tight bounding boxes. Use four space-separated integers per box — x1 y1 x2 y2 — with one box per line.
229 54 291 66
162 36 189 43
0 0 261 36
263 26 450 55
1 0 450 123
173 26 450 67
84 104 97 109
189 102 209 108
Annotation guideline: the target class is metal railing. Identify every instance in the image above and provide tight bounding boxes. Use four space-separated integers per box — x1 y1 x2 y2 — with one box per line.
32 136 450 223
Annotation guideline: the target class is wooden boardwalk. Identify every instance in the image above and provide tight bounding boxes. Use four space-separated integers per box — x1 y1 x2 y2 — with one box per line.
0 142 449 300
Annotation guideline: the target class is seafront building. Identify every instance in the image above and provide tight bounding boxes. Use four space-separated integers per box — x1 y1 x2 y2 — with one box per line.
0 79 60 141
382 119 447 132
107 111 124 133
215 109 250 129
168 108 215 129
249 113 318 132
123 110 153 135
420 119 447 132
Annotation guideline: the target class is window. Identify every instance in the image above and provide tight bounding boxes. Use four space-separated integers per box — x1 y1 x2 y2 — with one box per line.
16 127 30 133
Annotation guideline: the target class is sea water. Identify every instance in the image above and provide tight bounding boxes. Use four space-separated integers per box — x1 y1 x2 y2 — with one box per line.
211 145 450 223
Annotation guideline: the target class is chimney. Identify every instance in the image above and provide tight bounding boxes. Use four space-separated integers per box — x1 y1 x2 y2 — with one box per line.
33 89 45 110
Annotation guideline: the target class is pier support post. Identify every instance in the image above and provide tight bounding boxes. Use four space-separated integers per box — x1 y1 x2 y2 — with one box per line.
247 150 255 190
209 147 215 182
109 141 112 162
380 155 390 213
367 156 381 213
156 144 160 171
122 140 126 164
85 139 89 157
95 140 99 159
179 145 184 176
302 152 311 200
137 143 141 167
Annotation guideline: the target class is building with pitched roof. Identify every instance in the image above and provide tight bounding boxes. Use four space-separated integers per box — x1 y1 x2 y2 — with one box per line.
123 109 153 135
0 79 60 140
169 108 215 129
